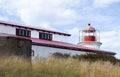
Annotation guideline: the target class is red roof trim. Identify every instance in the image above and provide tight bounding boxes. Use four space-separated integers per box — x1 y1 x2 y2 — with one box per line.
31 38 116 55
0 20 71 36
0 33 116 55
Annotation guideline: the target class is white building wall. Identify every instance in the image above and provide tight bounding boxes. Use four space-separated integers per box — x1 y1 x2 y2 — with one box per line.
31 30 39 38
0 24 70 43
0 24 15 35
32 45 86 60
52 34 69 42
30 30 70 42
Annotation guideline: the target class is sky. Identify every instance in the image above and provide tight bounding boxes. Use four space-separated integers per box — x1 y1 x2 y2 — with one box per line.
0 0 120 58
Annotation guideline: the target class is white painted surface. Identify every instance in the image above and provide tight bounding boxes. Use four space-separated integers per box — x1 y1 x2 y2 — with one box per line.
78 42 102 49
32 45 86 60
0 24 15 35
52 34 69 42
31 30 39 38
83 45 100 49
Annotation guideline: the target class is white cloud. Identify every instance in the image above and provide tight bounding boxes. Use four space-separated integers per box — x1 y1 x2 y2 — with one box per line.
85 14 113 24
0 0 117 28
101 30 120 48
67 27 80 44
0 16 8 21
101 30 120 58
67 27 80 36
0 0 84 28
93 0 120 7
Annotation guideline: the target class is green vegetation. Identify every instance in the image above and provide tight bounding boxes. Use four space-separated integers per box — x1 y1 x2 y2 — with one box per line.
53 52 120 64
0 54 120 77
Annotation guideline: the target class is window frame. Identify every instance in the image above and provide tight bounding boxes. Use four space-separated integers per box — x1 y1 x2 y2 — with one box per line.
16 28 31 37
39 32 52 41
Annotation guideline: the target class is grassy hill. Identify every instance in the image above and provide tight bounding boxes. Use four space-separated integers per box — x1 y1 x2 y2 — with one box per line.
0 55 120 77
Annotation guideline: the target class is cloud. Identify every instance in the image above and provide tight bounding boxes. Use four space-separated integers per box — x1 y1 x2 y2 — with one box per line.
67 27 80 36
0 0 117 28
0 0 84 28
0 16 8 21
82 14 114 24
101 30 120 49
93 0 120 7
100 30 120 58
67 27 81 44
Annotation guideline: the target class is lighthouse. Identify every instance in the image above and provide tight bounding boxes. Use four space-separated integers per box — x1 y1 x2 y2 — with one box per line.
78 24 102 49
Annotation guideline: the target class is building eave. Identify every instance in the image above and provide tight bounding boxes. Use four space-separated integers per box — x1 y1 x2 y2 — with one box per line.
0 20 71 36
31 38 116 55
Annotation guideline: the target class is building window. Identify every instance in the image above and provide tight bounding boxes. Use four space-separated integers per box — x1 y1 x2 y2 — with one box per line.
16 28 31 37
39 32 52 40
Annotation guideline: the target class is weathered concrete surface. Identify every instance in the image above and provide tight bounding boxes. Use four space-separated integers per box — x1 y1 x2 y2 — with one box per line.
0 36 32 58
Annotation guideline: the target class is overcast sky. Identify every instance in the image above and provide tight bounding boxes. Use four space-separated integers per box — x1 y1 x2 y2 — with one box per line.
0 0 120 58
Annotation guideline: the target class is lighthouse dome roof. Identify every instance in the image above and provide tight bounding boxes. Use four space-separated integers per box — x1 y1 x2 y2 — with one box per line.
83 24 96 31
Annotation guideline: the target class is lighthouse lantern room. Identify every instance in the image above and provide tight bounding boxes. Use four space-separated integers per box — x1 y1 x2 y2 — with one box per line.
78 24 102 49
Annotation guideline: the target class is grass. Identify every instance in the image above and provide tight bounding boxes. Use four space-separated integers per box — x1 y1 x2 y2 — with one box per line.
0 56 120 77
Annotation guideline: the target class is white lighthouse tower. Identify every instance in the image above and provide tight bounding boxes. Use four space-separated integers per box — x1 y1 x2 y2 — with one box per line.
78 24 102 49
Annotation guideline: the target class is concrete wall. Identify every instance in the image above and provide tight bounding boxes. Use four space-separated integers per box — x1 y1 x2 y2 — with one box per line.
32 45 86 60
0 36 32 58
